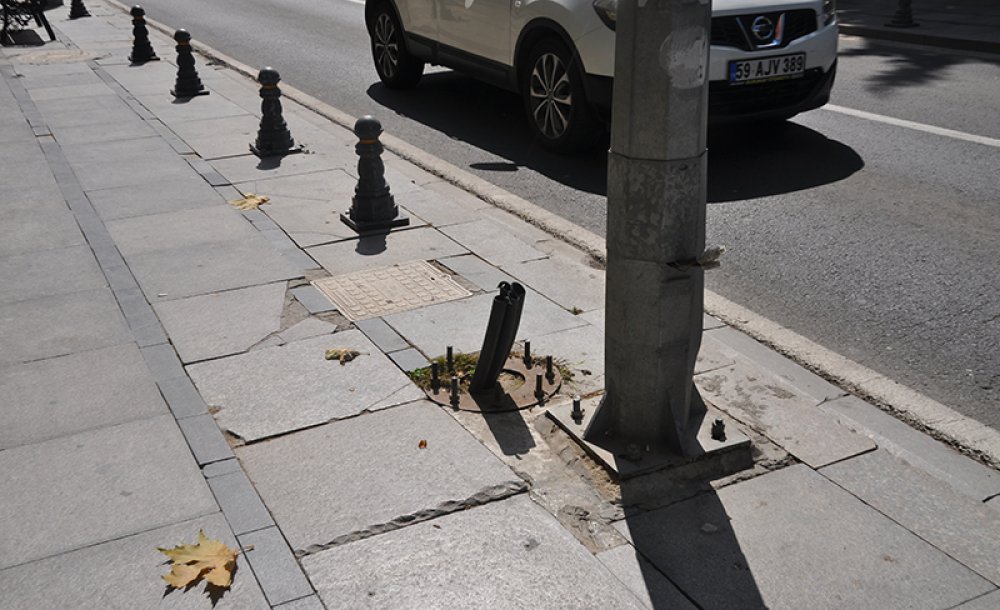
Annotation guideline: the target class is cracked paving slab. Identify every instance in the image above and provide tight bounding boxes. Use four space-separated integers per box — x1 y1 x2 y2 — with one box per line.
301 494 647 609
237 400 527 554
187 330 425 442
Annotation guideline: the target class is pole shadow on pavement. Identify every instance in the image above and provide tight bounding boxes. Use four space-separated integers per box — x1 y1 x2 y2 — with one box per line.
619 478 766 608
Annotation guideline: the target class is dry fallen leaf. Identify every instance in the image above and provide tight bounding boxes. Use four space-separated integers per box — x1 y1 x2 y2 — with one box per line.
418 439 427 449
228 193 270 210
325 348 363 365
158 530 238 589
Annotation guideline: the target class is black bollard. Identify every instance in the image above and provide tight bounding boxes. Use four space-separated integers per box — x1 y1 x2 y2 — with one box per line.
129 6 159 64
886 0 919 28
171 30 209 98
340 116 409 233
250 67 302 157
69 0 91 19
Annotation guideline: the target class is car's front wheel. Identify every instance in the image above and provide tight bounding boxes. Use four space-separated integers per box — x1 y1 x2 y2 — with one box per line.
521 38 601 153
369 3 424 89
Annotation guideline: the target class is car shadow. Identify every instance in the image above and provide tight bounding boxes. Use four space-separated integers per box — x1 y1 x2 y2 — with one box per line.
367 72 609 195
370 71 863 203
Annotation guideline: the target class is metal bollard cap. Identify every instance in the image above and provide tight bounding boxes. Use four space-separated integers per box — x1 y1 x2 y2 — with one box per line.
354 116 382 141
258 67 280 86
130 5 145 17
174 29 191 43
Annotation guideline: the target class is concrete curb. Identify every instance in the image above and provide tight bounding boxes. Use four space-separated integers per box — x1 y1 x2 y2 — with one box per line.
99 0 1000 469
839 24 1000 55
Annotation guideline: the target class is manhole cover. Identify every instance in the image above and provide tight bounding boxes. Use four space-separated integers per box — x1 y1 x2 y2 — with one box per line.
312 260 471 321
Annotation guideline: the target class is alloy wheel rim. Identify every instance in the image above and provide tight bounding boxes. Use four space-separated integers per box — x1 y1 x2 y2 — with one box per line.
374 14 399 78
529 52 572 140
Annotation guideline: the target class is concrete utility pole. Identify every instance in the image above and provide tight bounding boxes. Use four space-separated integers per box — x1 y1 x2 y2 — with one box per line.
586 0 712 457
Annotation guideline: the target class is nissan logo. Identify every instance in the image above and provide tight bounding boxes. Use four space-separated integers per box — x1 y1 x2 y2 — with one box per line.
751 16 774 40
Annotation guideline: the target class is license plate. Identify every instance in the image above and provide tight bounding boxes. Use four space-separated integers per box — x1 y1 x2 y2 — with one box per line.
729 53 805 85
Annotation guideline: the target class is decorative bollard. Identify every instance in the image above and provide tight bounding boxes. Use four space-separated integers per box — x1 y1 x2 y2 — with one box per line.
69 0 91 19
251 67 302 157
171 30 208 98
129 6 158 64
340 116 409 233
886 0 919 28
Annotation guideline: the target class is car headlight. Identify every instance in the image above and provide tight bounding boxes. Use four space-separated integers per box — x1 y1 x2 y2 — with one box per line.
823 0 836 26
593 0 617 31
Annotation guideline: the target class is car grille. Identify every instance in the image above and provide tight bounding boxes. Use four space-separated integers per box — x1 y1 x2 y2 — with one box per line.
709 68 825 116
711 9 817 51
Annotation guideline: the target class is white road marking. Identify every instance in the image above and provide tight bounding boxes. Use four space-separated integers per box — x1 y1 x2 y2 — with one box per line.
824 104 1000 149
343 0 365 5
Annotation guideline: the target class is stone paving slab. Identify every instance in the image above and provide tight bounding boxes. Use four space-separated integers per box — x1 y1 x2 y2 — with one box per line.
28 82 118 102
32 93 136 130
234 169 355 203
821 450 1000 585
505 255 606 313
0 512 269 610
705 325 846 404
438 253 516 292
301 495 647 609
107 205 258 257
275 317 338 344
695 361 875 468
86 175 226 221
0 244 105 304
955 590 1000 609
595 544 698 610
210 150 350 185
187 331 425 442
60 135 195 191
0 206 86 257
307 227 469 275
238 400 524 552
126 235 302 302
153 282 286 363
618 465 994 610
0 287 132 366
48 115 158 146
383 289 589 359
261 195 359 248
131 92 251 124
440 219 548 267
0 415 218 570
238 526 316 606
820 395 1000 502
529 323 605 395
0 343 166 450
168 115 312 162
394 186 484 227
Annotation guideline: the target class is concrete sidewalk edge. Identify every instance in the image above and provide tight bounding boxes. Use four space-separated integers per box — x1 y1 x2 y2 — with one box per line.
99 0 1000 470
839 24 1000 55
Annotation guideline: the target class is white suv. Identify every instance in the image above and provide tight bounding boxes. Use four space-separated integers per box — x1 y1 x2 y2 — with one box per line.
366 0 838 152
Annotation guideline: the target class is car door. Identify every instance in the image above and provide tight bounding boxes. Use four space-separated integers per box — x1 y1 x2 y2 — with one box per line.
435 0 511 66
396 0 437 43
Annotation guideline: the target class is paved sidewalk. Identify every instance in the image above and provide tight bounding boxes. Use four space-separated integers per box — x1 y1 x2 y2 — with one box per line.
838 0 1000 54
1 2 1000 609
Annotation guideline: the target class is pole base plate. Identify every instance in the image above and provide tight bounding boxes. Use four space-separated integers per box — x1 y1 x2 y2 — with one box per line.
548 395 752 480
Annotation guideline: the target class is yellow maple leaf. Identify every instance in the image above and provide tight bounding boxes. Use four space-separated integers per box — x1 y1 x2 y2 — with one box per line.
228 193 270 210
158 530 238 589
324 348 363 365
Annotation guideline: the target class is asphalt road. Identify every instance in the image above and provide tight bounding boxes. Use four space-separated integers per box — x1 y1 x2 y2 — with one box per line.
132 0 1000 429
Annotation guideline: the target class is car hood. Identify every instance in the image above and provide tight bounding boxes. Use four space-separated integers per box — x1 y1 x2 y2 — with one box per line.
713 0 823 15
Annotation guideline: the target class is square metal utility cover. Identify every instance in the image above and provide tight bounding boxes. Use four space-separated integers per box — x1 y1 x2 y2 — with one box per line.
312 260 472 321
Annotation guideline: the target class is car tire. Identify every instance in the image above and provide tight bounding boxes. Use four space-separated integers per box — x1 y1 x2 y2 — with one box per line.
521 38 602 153
369 3 423 89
